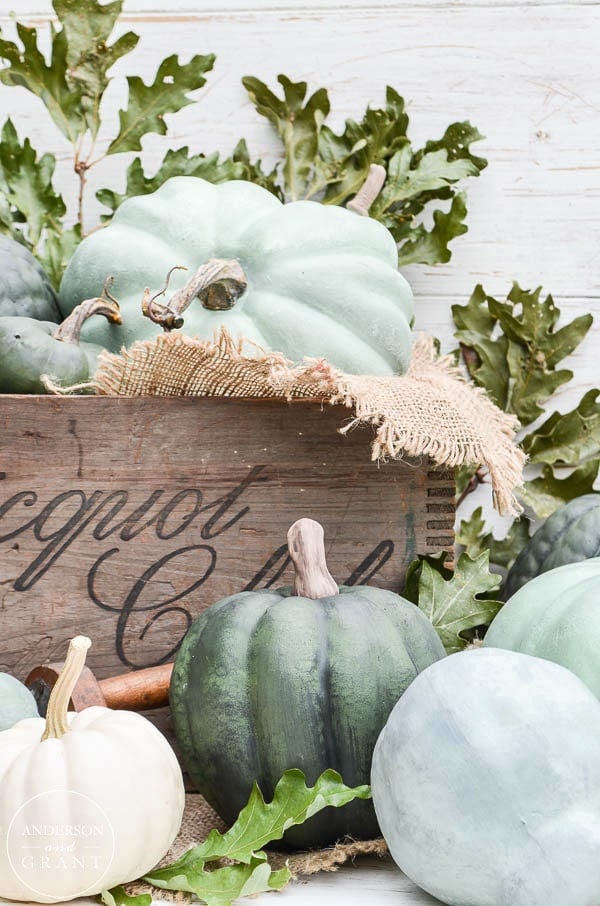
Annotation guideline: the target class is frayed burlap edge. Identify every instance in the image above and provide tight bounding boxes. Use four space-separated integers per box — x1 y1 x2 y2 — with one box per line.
52 327 526 516
124 794 389 902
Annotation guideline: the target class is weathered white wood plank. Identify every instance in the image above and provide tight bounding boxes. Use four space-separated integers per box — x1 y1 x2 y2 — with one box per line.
1 5 598 303
230 857 440 905
8 1 600 14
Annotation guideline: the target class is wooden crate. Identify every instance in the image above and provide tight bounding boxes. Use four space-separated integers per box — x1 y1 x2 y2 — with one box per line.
0 395 455 684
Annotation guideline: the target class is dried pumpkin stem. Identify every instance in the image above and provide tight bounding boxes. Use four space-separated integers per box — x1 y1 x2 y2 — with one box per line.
347 164 387 216
53 277 121 345
41 636 92 741
287 518 339 599
142 259 248 332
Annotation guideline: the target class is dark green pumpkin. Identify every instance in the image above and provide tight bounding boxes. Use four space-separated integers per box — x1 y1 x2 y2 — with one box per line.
0 294 121 394
170 518 445 848
0 235 60 321
504 494 600 599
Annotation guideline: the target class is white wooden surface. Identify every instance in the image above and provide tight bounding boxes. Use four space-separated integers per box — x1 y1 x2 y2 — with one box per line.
0 2 599 903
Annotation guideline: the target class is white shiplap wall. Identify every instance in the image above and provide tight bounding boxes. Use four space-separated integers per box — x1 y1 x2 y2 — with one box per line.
0 4 598 903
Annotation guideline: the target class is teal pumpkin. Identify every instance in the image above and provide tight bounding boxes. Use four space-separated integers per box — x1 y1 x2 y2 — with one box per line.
484 558 600 697
0 295 121 393
371 648 600 906
0 235 60 321
170 518 445 848
0 674 38 731
504 494 600 598
59 177 414 375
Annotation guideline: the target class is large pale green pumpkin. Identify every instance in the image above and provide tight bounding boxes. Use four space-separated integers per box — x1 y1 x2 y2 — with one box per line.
371 648 600 906
58 178 414 375
484 558 600 697
0 673 38 731
170 519 444 848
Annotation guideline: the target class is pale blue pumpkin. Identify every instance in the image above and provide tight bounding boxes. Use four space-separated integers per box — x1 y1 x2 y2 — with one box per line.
0 674 38 731
484 558 600 697
371 648 600 906
58 178 414 375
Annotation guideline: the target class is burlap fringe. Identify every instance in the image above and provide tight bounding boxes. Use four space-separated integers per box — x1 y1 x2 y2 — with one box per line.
72 327 525 515
125 794 389 902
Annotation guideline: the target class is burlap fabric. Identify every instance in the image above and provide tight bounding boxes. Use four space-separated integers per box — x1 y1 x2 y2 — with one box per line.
126 794 389 901
86 328 525 515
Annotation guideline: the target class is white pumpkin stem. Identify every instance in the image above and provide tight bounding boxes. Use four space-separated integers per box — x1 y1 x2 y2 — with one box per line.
142 259 248 331
41 636 92 741
347 164 387 216
287 518 339 599
53 277 121 345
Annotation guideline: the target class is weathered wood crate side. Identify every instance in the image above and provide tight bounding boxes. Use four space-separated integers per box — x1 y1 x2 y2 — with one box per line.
0 396 455 682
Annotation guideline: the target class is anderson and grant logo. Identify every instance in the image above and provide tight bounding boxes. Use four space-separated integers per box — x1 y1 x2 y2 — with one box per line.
5 790 115 899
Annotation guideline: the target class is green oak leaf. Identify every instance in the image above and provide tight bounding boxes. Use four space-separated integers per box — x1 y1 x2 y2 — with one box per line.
108 53 215 155
148 769 370 883
373 150 478 216
0 21 84 143
242 74 330 201
418 121 488 172
0 118 66 251
97 148 246 214
146 857 290 906
52 0 139 138
231 139 282 198
416 551 503 653
523 389 600 466
100 886 151 906
403 551 453 604
453 283 593 426
518 460 600 519
145 769 368 905
456 506 532 571
319 86 410 204
40 224 82 288
397 192 468 266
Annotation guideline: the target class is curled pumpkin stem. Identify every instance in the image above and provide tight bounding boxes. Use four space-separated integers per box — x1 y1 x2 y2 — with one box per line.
142 259 248 332
53 276 122 345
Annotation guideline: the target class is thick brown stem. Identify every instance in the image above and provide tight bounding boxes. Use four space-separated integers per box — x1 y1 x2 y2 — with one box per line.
287 518 339 599
41 636 92 741
53 290 122 345
347 164 387 216
142 259 248 332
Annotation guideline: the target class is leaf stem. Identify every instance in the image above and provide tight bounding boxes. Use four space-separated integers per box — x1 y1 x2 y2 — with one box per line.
456 468 488 509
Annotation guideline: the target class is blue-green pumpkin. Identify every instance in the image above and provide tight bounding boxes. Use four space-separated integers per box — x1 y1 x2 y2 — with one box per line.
371 648 600 906
504 494 600 598
59 177 414 375
0 674 38 731
484 558 600 697
0 295 121 393
0 235 60 321
170 518 445 848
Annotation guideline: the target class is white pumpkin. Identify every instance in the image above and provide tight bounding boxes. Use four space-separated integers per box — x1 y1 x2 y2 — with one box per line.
0 637 185 903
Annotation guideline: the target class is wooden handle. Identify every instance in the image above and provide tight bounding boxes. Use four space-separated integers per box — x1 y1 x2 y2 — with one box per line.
287 517 339 599
26 662 173 714
100 663 173 710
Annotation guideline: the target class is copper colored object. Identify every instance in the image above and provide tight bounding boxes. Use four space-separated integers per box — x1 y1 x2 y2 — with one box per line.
25 661 173 716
